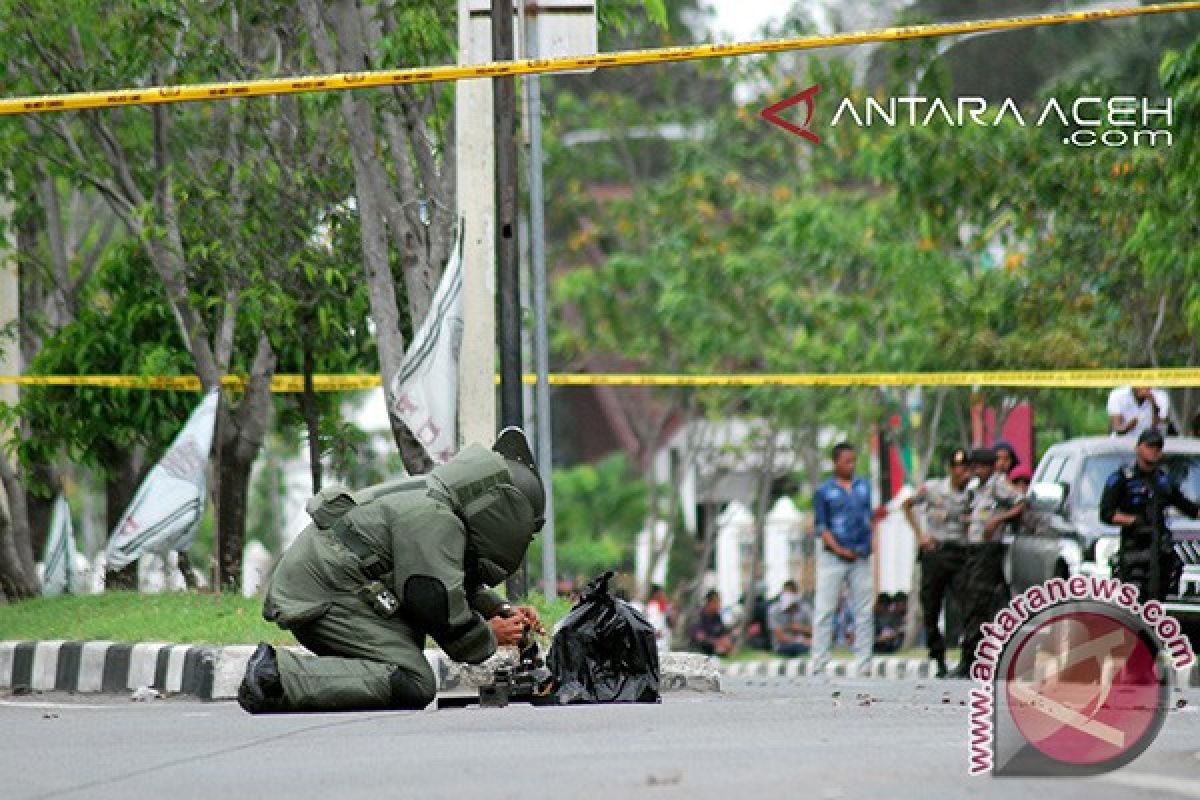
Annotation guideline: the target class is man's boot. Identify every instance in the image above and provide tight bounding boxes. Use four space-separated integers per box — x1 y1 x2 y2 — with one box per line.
949 660 972 680
237 643 288 714
933 652 948 679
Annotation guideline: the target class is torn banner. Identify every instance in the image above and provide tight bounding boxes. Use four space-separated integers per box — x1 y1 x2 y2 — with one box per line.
390 224 464 465
105 390 218 569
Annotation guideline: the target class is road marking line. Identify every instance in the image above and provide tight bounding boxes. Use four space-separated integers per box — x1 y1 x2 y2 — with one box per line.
0 699 119 710
1101 773 1200 798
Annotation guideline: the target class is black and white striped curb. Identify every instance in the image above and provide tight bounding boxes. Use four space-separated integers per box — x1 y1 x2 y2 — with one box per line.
0 640 218 698
1 640 723 700
721 655 1200 687
723 656 941 680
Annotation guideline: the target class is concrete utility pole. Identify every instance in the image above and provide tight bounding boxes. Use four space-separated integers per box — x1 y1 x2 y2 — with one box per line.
521 3 558 601
456 0 498 449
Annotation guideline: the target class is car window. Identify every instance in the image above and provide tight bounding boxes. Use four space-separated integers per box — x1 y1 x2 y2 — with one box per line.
1078 454 1128 508
1076 453 1200 508
1056 457 1078 495
1036 455 1066 484
1164 455 1200 502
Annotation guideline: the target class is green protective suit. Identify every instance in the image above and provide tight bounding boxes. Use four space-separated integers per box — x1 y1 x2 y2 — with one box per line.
261 444 538 711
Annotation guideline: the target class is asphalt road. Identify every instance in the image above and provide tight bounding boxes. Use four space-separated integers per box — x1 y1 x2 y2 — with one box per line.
3 677 1199 800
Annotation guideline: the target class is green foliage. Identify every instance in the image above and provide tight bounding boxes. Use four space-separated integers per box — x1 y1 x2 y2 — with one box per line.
547 22 1200 476
526 453 647 585
0 591 297 646
12 244 196 489
0 0 383 576
245 447 286 556
597 0 670 39
882 38 1199 375
516 592 576 633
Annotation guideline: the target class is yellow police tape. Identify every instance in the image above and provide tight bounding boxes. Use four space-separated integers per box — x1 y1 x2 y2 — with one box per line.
1 3 1198 115
2 369 1200 391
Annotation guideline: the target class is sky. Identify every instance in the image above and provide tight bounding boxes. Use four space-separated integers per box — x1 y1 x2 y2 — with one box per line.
705 0 788 42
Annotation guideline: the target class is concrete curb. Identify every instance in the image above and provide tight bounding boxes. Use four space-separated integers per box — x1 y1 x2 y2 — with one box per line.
0 640 722 700
722 656 942 680
7 641 1194 699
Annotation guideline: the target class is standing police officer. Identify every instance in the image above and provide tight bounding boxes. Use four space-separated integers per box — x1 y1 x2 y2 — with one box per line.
1100 428 1199 603
238 427 546 713
956 447 1024 678
903 448 973 678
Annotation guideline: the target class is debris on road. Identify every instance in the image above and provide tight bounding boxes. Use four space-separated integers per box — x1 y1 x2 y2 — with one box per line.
645 770 682 787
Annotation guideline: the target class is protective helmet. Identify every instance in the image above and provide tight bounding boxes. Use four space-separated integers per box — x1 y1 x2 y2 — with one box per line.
492 427 545 531
427 431 544 587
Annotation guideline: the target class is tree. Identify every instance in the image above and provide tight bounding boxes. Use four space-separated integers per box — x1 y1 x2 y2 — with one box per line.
526 452 647 588
296 0 459 473
0 2 370 589
14 242 197 586
880 34 1200 431
0 106 118 599
544 21 1200 605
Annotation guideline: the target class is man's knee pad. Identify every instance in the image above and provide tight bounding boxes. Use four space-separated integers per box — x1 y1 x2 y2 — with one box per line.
388 666 437 710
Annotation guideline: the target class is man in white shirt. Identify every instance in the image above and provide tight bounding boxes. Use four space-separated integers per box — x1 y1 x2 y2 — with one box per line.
1108 386 1169 439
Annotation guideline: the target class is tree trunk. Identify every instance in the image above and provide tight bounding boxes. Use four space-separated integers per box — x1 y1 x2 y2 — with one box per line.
216 435 256 593
916 387 948 485
300 0 452 476
738 432 778 646
301 341 323 493
388 415 434 475
176 551 198 591
22 461 59 564
213 334 277 591
0 457 38 601
103 448 144 591
673 504 720 645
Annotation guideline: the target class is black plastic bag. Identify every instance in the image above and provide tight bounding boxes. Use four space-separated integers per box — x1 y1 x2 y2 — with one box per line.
546 571 661 704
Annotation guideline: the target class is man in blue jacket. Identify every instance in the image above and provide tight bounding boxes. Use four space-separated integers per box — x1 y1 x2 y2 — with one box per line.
811 442 876 675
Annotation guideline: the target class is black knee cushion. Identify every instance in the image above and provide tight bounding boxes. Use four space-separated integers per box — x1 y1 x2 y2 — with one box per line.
389 666 437 710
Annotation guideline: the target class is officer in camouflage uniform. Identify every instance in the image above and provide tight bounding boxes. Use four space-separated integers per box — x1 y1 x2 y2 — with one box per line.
902 448 973 678
1100 428 1199 603
237 427 546 713
955 447 1025 678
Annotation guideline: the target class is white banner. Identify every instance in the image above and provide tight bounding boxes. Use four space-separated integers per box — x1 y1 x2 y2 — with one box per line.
391 225 464 464
105 390 218 569
41 494 77 596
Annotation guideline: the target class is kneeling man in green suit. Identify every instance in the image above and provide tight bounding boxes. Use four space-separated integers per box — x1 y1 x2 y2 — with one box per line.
238 427 545 713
